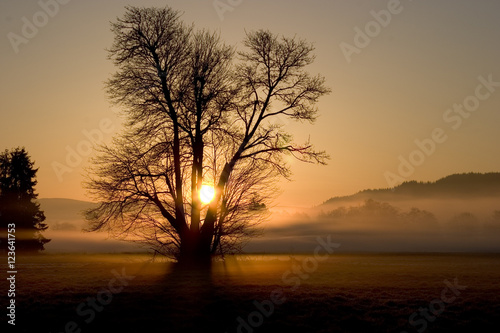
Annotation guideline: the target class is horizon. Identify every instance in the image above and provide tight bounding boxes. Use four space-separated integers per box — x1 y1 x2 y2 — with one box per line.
37 172 500 254
37 170 500 205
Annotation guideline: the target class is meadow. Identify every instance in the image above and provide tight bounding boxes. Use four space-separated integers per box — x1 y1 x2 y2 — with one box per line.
2 253 499 332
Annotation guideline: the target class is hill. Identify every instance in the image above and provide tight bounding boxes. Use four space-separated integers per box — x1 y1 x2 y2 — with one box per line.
37 198 97 230
322 172 500 206
246 172 500 253
37 198 142 253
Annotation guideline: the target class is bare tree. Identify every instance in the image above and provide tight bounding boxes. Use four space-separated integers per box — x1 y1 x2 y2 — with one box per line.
85 6 330 264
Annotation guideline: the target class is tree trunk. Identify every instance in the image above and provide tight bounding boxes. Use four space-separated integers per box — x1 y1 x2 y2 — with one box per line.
178 230 212 267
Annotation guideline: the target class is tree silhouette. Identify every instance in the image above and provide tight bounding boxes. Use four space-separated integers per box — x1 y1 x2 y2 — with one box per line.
85 6 330 264
448 212 478 234
0 148 49 252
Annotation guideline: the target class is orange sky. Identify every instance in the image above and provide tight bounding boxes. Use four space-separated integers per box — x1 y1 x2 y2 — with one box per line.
1 0 500 207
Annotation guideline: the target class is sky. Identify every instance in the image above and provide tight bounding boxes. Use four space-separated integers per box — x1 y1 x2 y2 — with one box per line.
1 0 500 208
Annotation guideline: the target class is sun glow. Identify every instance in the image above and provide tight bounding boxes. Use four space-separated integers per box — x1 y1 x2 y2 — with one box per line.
199 185 215 204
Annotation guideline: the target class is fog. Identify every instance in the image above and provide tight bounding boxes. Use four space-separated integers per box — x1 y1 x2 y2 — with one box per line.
40 199 145 253
39 196 500 254
244 196 500 253
44 230 144 253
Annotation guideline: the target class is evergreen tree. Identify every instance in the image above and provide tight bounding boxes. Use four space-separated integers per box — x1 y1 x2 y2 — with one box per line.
0 148 49 252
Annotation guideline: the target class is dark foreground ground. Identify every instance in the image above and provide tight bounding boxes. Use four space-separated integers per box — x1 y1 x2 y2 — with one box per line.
1 253 499 333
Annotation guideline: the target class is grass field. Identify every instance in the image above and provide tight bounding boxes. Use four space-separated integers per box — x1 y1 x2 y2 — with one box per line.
2 253 500 332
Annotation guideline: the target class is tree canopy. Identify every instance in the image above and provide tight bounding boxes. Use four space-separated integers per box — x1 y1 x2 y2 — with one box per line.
85 6 330 263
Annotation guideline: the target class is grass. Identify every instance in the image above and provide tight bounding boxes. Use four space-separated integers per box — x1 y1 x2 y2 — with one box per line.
2 253 499 332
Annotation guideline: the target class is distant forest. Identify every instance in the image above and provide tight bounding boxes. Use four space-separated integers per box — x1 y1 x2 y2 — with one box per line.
319 198 500 233
306 172 500 235
323 172 500 204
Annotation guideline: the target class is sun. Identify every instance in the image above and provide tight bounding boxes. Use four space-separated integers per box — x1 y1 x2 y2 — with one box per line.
199 185 215 204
